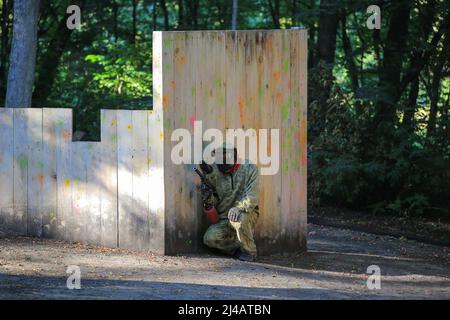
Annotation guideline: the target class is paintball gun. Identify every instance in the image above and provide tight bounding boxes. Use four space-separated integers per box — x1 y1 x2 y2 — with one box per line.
193 165 220 224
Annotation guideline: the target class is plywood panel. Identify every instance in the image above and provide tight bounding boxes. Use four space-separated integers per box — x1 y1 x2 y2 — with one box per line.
13 109 29 235
55 109 72 240
117 110 134 249
131 110 150 250
84 142 102 245
42 109 58 238
148 109 165 253
100 110 118 247
0 108 14 232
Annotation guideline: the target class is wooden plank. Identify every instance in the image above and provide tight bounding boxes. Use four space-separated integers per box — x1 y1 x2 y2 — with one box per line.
55 109 73 240
172 31 191 251
26 108 44 237
13 109 29 235
42 108 58 238
99 109 118 247
0 108 14 232
280 30 292 246
70 142 86 242
183 32 201 251
83 142 102 245
298 30 308 244
150 31 167 253
117 110 134 249
148 109 165 253
158 31 176 253
131 110 150 251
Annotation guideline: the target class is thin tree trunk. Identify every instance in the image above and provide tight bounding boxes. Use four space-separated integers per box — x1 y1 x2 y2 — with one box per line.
340 11 358 92
0 0 11 97
267 0 280 29
231 0 238 30
160 0 169 31
132 0 138 44
177 0 184 30
187 0 199 30
427 35 449 137
374 0 412 127
113 1 119 42
402 77 419 132
152 0 157 30
5 0 40 108
34 0 86 106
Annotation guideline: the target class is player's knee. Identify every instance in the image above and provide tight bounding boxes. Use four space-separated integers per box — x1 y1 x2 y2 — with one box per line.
203 230 219 248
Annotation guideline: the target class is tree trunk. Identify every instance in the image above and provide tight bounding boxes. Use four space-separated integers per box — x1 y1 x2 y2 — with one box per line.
34 0 86 106
315 0 339 66
5 0 40 108
113 1 119 42
427 35 449 137
374 0 412 127
0 0 12 97
132 0 138 44
267 0 280 29
177 0 184 30
402 77 419 133
231 0 238 30
160 0 169 30
187 0 199 30
340 11 358 92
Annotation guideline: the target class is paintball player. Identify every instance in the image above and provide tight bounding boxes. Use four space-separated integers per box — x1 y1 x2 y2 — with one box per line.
197 143 260 262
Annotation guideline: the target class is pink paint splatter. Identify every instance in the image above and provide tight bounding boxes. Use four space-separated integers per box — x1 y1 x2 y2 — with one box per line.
189 114 196 130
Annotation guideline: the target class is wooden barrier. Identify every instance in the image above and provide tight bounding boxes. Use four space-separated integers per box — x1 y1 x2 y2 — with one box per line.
154 30 307 255
0 30 307 255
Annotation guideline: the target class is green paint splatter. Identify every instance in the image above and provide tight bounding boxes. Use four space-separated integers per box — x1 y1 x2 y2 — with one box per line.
56 119 65 128
281 102 290 122
111 134 117 143
283 59 289 73
283 158 289 171
163 38 173 48
163 63 172 73
87 144 94 151
258 85 265 98
18 154 28 171
37 160 44 169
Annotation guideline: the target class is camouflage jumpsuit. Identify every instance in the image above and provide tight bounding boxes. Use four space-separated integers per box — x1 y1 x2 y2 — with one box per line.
203 160 260 257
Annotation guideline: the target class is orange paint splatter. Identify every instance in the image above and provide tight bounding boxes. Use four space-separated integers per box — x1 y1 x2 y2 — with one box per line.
238 97 245 123
276 91 283 104
170 80 176 89
273 71 281 81
37 174 44 185
163 95 169 109
63 130 71 140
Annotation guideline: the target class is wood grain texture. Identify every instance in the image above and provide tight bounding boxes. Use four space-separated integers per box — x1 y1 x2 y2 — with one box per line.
0 30 307 255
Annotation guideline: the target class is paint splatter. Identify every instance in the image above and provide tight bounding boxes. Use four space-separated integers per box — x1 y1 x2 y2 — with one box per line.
189 114 196 130
170 80 176 89
191 86 196 97
63 130 71 140
163 95 169 109
37 174 44 185
37 161 44 169
281 102 290 122
127 124 133 130
238 97 245 124
65 179 70 187
273 71 281 81
18 154 28 171
160 131 164 141
282 59 289 73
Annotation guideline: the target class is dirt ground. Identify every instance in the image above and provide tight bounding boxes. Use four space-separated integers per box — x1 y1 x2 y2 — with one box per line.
0 224 449 300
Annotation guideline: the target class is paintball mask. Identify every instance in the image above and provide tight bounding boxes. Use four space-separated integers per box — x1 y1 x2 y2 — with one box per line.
214 144 238 174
